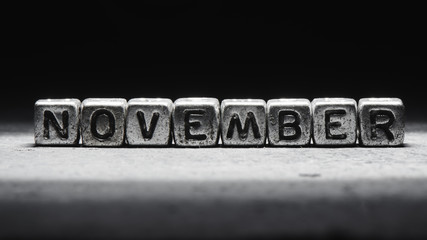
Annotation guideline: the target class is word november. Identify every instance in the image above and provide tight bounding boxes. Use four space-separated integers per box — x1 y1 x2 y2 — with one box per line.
34 98 405 147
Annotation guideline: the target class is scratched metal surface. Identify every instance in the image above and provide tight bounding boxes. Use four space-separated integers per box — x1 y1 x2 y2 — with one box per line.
1 122 427 239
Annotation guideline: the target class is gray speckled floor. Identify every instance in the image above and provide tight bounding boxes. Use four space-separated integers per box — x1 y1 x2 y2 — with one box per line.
1 122 427 239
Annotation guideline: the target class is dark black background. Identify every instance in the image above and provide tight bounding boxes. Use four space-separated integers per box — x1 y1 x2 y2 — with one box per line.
1 1 425 122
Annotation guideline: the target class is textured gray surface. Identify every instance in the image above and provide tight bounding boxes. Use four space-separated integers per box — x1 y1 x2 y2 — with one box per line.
1 122 427 239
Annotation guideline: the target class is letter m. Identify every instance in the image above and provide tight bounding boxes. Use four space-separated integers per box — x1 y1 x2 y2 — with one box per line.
226 112 261 140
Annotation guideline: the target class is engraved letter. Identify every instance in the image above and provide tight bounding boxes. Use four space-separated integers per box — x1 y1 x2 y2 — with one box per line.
90 109 116 140
370 110 395 140
279 110 301 140
43 110 69 139
226 112 261 140
325 109 346 139
137 111 160 140
184 110 207 140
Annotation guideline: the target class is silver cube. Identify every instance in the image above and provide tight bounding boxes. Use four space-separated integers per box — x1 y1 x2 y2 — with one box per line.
312 98 357 146
221 99 266 147
81 98 127 147
126 98 173 146
358 98 405 146
173 98 220 147
267 99 312 146
34 99 81 146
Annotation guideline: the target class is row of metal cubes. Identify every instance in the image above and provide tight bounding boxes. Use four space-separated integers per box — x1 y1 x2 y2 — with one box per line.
34 98 405 147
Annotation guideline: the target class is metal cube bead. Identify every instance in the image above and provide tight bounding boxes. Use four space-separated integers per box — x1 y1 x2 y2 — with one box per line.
358 98 405 146
267 99 312 146
34 99 81 146
312 98 357 146
81 98 127 147
221 99 267 146
173 98 220 147
126 98 173 146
